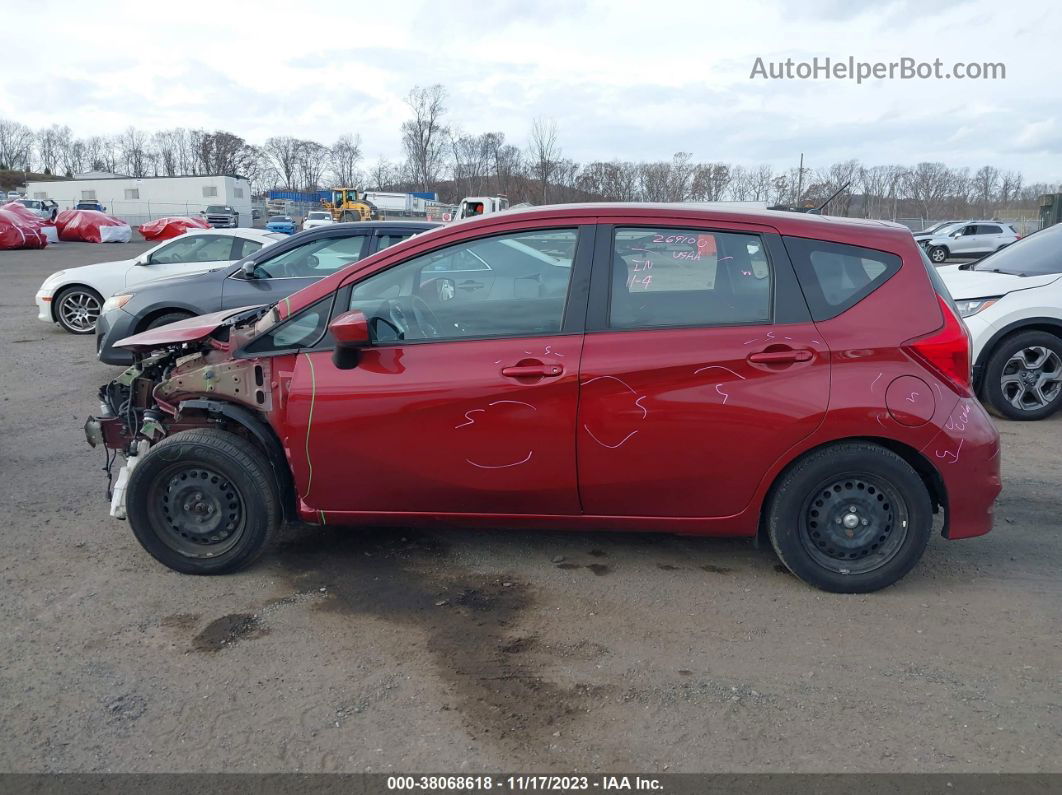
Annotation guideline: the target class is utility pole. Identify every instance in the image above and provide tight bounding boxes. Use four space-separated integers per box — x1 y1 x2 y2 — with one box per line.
796 153 806 207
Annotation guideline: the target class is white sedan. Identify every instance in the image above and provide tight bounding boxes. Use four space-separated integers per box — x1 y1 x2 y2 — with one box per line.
35 228 284 334
302 211 335 230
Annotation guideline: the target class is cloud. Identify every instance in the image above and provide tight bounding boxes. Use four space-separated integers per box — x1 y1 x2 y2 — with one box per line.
0 0 1058 183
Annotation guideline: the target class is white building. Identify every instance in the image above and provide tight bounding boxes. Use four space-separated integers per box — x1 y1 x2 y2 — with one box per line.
24 174 253 227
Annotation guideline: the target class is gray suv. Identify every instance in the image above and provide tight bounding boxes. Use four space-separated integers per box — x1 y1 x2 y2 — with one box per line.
925 221 1019 263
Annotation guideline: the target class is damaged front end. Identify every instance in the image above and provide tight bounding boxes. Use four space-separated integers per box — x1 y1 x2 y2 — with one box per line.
85 306 279 519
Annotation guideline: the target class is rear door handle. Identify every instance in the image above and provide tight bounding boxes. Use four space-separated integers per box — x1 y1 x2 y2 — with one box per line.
501 363 564 378
747 349 813 364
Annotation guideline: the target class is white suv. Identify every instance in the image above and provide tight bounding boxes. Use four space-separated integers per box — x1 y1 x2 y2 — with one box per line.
938 223 1062 420
925 221 1020 263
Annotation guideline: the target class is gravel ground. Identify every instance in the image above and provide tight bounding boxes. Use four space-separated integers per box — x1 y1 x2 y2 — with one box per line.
0 242 1059 773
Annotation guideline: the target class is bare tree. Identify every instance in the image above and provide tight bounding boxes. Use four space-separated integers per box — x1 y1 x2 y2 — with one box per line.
451 131 492 196
36 125 69 173
263 136 303 189
367 158 399 191
484 133 523 198
905 162 954 220
0 119 34 170
998 170 1023 211
527 117 561 203
401 84 449 192
296 141 330 190
972 165 1000 216
119 126 150 177
690 162 731 202
330 134 363 187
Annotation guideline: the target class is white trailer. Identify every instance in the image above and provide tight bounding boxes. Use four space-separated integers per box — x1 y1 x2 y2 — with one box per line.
24 174 253 227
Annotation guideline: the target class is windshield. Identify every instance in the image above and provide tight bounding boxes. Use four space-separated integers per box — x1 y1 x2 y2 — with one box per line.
268 216 289 223
972 224 1062 276
307 212 329 220
205 205 231 213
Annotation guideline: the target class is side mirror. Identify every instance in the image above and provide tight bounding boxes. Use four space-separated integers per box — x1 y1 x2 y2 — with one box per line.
951 231 963 238
329 310 370 370
241 259 257 278
136 254 151 266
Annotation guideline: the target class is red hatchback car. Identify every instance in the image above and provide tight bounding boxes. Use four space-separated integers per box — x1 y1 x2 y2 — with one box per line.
86 204 1001 593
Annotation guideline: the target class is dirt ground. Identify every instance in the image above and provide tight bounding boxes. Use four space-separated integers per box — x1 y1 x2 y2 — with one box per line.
0 242 1059 774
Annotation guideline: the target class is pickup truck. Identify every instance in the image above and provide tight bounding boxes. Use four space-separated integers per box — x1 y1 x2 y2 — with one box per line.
202 205 240 228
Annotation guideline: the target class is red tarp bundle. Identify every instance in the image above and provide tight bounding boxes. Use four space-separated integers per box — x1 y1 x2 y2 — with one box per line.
55 209 132 243
0 203 48 249
139 215 210 241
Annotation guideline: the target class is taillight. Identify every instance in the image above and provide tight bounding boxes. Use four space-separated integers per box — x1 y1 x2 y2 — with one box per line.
903 294 972 395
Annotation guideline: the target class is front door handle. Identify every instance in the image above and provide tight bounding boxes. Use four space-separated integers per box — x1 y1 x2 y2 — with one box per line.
501 363 564 378
747 349 813 364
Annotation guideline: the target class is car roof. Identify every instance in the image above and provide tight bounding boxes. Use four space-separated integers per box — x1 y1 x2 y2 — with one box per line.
445 202 914 239
179 228 280 241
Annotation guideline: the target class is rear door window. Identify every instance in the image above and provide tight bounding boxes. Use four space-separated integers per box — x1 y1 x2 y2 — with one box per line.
608 228 771 329
784 237 901 321
232 238 263 259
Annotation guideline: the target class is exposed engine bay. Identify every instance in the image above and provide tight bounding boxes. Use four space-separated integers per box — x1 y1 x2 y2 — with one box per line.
84 306 278 519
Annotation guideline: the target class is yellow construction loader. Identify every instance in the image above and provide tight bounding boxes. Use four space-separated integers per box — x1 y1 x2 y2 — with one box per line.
322 188 378 222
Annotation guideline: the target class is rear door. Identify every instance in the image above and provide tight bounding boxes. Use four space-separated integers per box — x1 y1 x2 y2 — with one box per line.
974 223 1003 253
575 220 830 518
220 230 370 309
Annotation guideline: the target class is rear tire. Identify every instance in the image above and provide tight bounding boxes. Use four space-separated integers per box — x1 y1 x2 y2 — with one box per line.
981 331 1062 421
126 428 281 574
766 443 933 593
145 311 194 330
928 245 948 264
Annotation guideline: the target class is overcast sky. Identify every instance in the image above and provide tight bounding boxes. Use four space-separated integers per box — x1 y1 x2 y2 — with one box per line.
4 0 1059 182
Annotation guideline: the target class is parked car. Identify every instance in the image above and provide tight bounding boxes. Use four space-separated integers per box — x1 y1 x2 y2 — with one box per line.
302 211 334 231
925 221 1019 263
14 198 51 219
83 205 1001 592
35 229 283 334
76 200 106 212
937 222 1062 420
913 220 967 248
95 221 438 364
266 215 297 234
202 205 240 228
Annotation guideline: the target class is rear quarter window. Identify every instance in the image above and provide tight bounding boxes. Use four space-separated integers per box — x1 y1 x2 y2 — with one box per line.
783 237 901 321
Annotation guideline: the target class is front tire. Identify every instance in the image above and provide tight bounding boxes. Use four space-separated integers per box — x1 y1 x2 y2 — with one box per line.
982 331 1062 420
54 285 103 334
126 429 281 574
767 443 933 593
928 245 948 264
145 311 194 330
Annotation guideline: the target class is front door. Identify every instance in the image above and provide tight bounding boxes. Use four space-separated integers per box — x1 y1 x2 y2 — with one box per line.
275 225 592 516
576 223 830 518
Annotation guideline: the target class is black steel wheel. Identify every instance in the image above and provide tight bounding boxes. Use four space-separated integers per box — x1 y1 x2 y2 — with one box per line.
146 465 246 559
126 428 281 574
799 475 909 575
767 442 933 593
